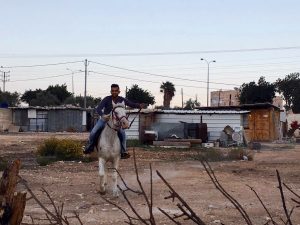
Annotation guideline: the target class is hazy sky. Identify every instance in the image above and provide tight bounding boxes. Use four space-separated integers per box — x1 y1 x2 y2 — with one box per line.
1 0 300 107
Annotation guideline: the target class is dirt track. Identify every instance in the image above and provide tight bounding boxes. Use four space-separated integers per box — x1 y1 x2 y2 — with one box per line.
0 133 300 225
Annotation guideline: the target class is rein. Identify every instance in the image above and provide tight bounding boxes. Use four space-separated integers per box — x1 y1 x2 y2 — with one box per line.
127 108 142 129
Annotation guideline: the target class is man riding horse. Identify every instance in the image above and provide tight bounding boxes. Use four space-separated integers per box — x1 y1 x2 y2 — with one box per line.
84 84 144 159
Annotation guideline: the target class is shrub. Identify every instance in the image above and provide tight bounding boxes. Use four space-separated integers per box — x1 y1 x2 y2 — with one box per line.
37 138 83 165
127 139 142 147
0 157 8 171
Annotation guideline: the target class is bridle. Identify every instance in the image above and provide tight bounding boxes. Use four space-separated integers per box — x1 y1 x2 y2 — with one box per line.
106 106 142 131
106 105 126 131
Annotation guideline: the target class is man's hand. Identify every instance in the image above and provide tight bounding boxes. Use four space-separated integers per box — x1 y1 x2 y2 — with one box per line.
139 103 146 109
102 114 110 121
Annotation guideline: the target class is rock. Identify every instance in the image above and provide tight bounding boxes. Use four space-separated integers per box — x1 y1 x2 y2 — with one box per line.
79 203 92 209
88 208 94 214
213 220 221 224
208 204 219 209
265 216 271 221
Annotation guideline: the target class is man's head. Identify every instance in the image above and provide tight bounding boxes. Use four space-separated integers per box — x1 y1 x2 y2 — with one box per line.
111 84 120 98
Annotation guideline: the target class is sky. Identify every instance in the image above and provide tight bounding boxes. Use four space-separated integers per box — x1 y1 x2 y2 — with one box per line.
1 0 300 107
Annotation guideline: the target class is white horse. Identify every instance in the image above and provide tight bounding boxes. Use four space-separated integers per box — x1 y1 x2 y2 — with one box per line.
96 102 129 197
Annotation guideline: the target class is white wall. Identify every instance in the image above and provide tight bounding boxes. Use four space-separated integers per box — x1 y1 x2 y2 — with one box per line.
154 113 242 141
126 112 244 141
125 116 139 140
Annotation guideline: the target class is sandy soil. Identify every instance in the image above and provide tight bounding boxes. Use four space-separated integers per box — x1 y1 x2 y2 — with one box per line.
0 133 299 225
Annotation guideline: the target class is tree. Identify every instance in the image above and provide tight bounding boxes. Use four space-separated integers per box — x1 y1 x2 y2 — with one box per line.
0 90 20 107
64 95 101 108
21 84 72 106
160 81 176 109
184 98 200 110
21 89 44 106
239 77 276 104
30 92 60 107
276 73 300 113
46 84 72 103
126 84 155 106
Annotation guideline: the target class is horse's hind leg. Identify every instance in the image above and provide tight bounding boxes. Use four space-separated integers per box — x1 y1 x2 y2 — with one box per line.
98 158 106 195
112 158 120 198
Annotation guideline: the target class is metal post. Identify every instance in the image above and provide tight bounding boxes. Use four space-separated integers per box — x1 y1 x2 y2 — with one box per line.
0 71 10 92
207 64 210 107
3 72 5 92
181 88 183 108
72 73 74 95
201 58 216 107
84 59 88 109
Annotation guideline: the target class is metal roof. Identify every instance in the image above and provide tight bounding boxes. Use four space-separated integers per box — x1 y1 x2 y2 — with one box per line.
127 109 249 114
9 106 85 110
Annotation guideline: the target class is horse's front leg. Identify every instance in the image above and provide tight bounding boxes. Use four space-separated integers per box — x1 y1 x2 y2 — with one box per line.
112 157 120 197
98 158 106 195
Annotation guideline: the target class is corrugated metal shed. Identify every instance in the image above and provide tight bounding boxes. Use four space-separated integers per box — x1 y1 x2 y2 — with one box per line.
10 107 86 132
126 108 249 141
154 113 243 141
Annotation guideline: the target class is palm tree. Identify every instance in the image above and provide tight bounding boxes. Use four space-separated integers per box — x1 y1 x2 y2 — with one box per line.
160 81 176 109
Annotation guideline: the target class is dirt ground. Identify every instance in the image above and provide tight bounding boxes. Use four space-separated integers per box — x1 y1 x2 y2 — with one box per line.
0 133 300 225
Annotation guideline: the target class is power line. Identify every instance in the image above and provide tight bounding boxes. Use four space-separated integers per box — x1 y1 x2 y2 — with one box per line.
89 60 239 86
89 70 227 90
1 60 83 69
1 46 300 58
9 71 82 82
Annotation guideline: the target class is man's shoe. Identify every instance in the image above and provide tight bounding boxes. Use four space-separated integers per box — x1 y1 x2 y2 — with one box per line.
121 152 130 159
83 143 94 154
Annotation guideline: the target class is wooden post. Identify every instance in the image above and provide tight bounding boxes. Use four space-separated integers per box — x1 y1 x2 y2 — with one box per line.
0 160 26 225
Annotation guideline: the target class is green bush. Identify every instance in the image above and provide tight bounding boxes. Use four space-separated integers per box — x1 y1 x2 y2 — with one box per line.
127 139 142 147
0 158 8 171
37 138 83 165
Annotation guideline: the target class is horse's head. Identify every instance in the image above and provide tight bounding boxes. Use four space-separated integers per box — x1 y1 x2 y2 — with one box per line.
111 102 129 129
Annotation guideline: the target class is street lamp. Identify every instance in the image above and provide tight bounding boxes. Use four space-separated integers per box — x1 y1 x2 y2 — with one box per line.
201 58 216 107
66 68 76 95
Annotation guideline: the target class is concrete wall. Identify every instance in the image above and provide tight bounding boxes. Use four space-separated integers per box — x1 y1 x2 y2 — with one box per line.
211 90 239 107
0 108 12 131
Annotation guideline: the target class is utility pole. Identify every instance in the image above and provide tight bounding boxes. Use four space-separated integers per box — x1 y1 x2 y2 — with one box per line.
66 68 75 95
0 70 10 92
125 86 128 98
84 59 88 109
181 88 183 109
201 58 216 107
